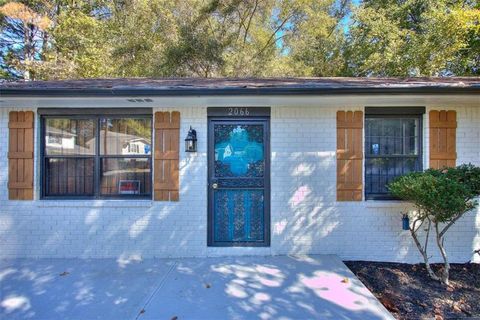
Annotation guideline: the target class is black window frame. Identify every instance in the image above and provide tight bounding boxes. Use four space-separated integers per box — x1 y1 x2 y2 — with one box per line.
364 107 425 200
39 108 153 200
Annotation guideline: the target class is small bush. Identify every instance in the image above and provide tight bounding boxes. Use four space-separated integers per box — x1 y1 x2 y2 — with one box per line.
388 164 480 285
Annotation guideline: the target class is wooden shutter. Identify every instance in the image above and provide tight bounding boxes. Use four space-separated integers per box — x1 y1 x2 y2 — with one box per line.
429 110 456 169
154 111 180 201
8 111 35 200
337 111 363 201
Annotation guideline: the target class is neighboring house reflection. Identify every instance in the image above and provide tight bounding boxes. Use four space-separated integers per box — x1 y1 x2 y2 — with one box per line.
46 126 152 157
99 131 151 156
45 126 92 155
122 138 151 156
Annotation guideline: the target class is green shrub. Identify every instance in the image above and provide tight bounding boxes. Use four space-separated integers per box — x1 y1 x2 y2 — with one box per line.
388 164 480 285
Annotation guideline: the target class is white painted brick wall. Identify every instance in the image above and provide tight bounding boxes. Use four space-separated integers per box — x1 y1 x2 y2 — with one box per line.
270 106 480 263
0 106 208 259
0 105 479 262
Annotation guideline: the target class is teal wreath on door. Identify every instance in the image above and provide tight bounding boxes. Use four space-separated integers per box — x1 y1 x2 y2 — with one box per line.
215 125 264 176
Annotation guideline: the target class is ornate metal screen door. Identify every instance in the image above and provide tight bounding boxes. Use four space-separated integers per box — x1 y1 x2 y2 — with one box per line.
208 114 270 246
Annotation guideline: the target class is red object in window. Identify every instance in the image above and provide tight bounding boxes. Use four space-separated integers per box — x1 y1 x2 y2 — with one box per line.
119 180 140 194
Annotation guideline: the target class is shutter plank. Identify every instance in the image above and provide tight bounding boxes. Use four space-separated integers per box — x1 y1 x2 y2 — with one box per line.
155 151 178 160
438 125 447 153
429 110 456 169
346 124 354 158
9 121 34 129
353 128 362 159
8 157 18 199
8 151 34 159
337 111 363 201
154 111 180 201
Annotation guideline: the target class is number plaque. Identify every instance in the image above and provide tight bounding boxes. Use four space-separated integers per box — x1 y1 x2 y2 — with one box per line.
207 107 270 117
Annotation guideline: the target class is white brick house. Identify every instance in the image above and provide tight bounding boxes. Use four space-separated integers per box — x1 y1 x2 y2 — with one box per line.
0 78 479 263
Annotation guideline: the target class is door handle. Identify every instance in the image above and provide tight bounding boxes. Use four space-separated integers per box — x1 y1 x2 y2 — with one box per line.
211 183 218 189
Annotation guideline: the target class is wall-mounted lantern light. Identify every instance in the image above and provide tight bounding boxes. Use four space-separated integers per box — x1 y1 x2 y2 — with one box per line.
402 214 410 231
185 126 197 152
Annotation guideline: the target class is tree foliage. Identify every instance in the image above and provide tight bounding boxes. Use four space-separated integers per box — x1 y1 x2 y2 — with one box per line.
1 0 479 79
389 164 480 285
347 0 480 76
0 1 51 79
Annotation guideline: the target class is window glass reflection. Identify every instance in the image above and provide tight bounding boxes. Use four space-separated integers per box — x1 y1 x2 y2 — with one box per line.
100 158 151 196
45 119 96 155
100 118 152 155
46 158 94 196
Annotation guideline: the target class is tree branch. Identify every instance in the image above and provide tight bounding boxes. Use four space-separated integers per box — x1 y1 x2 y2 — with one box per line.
423 218 431 252
244 0 259 44
439 213 465 238
254 12 295 58
235 7 249 41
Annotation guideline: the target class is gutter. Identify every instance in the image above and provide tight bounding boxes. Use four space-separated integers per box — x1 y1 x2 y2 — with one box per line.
1 86 480 97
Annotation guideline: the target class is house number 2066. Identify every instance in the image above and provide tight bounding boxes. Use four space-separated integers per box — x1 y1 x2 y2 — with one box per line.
228 107 249 116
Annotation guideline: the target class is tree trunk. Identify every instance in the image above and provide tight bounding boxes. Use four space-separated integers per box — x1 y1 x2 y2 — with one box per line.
409 222 440 281
23 22 31 80
435 222 450 285
41 30 49 61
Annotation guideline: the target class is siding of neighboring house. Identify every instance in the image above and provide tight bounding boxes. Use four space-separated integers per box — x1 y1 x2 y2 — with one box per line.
0 105 479 262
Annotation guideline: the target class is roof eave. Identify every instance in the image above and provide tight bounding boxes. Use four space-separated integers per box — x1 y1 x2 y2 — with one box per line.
1 86 480 97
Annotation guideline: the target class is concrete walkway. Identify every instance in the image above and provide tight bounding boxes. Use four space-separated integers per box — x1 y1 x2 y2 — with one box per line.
0 255 394 320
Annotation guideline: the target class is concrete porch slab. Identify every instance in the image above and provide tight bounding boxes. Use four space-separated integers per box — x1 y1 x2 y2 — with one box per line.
0 255 394 320
0 257 174 320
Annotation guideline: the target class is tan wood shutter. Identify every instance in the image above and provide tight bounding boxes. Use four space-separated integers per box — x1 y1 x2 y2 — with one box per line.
154 111 180 201
429 110 457 169
8 111 35 200
337 111 363 201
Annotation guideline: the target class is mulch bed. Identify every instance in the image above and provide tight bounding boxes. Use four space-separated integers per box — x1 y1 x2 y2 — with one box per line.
345 261 480 320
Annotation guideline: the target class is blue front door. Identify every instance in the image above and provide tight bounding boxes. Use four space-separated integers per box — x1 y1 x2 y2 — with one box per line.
208 116 270 246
